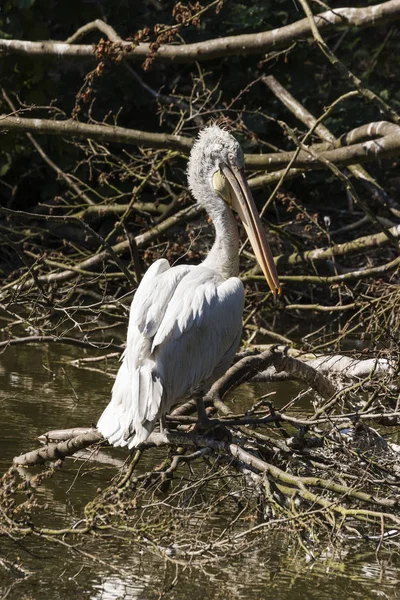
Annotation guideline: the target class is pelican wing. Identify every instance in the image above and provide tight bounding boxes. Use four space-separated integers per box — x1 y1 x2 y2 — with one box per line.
97 261 244 448
151 268 244 400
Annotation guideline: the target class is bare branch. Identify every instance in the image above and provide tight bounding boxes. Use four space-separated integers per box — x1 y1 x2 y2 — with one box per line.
1 116 400 176
274 224 400 270
13 429 103 466
262 75 396 214
272 351 336 399
0 115 192 152
1 2 399 63
0 336 123 352
0 204 202 292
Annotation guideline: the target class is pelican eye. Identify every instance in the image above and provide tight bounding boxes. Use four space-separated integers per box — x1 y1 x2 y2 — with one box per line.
212 169 233 205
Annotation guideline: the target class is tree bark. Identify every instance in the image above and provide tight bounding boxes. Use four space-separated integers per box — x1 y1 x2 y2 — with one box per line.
1 2 399 63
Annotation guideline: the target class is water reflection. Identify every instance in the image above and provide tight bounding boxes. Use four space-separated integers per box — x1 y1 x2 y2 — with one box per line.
1 342 399 600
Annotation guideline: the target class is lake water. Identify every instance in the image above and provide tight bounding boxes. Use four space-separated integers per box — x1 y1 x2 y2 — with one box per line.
1 342 399 599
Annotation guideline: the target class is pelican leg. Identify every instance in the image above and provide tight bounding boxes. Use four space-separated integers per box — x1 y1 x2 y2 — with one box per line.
194 391 210 426
160 415 170 438
194 392 230 439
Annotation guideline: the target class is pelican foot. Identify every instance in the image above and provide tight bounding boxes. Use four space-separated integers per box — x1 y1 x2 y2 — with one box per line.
196 414 216 430
195 416 231 441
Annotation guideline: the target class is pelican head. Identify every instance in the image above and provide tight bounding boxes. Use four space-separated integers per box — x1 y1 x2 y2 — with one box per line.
187 125 281 295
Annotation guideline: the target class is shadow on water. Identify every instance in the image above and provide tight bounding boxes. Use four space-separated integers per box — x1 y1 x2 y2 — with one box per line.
1 342 400 600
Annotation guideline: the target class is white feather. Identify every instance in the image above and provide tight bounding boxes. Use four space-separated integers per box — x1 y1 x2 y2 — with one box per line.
97 262 244 447
97 125 275 449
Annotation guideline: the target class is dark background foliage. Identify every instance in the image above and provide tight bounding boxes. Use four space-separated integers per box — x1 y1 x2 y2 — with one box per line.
1 0 399 212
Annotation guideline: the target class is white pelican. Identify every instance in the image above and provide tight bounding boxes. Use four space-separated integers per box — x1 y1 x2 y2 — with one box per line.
97 126 281 447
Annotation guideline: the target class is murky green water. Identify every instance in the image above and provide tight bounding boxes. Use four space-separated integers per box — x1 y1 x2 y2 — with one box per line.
1 342 400 599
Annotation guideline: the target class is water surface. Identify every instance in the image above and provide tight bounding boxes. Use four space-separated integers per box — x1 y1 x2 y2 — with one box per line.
1 342 399 599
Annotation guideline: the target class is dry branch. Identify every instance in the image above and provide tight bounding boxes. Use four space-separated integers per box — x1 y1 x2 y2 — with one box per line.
262 76 395 213
206 348 275 408
0 335 123 352
0 115 192 151
1 2 399 63
303 355 394 378
13 429 103 466
274 223 400 270
273 352 336 398
1 117 400 174
0 204 202 293
38 427 97 442
256 255 400 286
246 124 400 170
255 351 395 382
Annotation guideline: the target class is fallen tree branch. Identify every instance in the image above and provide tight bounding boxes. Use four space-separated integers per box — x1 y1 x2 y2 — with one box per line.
298 0 400 124
285 302 359 312
0 204 202 293
1 89 95 206
262 76 398 215
1 116 400 172
0 115 192 151
246 124 400 170
263 255 400 285
303 355 395 378
272 351 336 398
253 223 400 274
1 2 399 63
13 429 103 466
0 335 123 352
37 427 99 443
206 348 275 412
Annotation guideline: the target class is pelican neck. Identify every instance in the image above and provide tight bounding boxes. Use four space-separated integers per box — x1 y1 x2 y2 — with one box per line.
201 201 240 280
